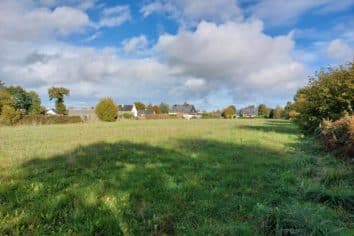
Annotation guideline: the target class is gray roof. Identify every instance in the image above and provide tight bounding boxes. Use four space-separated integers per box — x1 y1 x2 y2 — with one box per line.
118 105 133 112
238 105 258 116
170 103 197 114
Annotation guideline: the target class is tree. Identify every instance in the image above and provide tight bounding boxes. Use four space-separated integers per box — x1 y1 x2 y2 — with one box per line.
152 105 160 114
159 102 169 114
28 91 44 115
258 104 270 118
1 105 21 125
0 90 14 114
146 103 153 110
269 106 283 119
293 61 354 133
134 102 145 110
222 106 236 119
95 97 118 122
48 87 70 115
6 86 32 113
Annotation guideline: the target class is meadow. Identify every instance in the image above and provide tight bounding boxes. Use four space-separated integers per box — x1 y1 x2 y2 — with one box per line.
0 119 353 235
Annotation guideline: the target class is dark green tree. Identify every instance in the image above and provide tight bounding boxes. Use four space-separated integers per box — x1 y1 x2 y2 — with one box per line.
6 86 32 113
159 102 169 114
258 104 270 118
48 87 70 115
28 91 44 115
134 102 145 110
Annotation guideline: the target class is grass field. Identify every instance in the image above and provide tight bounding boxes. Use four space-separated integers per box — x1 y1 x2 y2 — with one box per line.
0 119 353 235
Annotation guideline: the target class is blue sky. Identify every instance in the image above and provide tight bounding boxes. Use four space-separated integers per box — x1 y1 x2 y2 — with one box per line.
0 0 353 110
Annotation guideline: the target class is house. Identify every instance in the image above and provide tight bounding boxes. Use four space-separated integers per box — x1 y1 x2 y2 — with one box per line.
46 108 58 116
68 107 97 121
118 104 138 117
238 105 258 118
169 102 200 119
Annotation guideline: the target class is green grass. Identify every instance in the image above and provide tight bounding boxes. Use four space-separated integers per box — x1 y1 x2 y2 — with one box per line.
0 119 353 235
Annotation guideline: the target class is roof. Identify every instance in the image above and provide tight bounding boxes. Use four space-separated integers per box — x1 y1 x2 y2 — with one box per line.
238 105 258 116
170 103 197 114
118 104 134 112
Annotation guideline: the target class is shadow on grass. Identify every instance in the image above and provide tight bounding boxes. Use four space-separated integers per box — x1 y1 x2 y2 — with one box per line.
238 119 299 135
0 136 351 234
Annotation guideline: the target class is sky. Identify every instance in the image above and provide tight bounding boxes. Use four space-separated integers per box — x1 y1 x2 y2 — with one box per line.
0 0 353 110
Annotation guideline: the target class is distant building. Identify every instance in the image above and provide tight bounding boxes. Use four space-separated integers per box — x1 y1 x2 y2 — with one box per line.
169 102 200 119
169 102 197 115
68 107 97 121
238 105 258 118
118 104 138 117
137 109 155 117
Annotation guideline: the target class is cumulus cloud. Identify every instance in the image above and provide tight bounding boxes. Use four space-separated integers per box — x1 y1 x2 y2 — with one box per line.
98 5 131 28
327 39 354 62
157 20 305 101
122 35 149 53
248 0 354 25
141 0 242 26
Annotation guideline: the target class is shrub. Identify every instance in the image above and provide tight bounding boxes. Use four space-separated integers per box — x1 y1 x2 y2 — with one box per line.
321 116 353 159
222 106 235 119
1 105 22 125
293 62 353 133
122 112 134 119
95 98 118 122
18 115 82 125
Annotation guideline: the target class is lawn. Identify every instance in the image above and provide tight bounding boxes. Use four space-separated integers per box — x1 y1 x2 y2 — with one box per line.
0 119 353 235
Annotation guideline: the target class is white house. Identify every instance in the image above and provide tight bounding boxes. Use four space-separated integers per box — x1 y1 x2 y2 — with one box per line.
117 104 138 117
46 108 58 116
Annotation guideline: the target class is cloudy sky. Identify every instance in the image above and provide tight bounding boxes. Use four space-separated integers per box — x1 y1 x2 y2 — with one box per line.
0 0 353 110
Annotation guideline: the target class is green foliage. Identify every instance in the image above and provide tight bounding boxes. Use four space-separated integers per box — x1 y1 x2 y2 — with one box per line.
0 81 5 90
6 86 32 113
293 62 354 133
0 90 14 114
48 87 70 115
28 91 44 115
222 106 236 118
95 97 118 122
122 112 134 119
258 104 270 118
19 115 82 125
159 102 169 114
134 101 145 110
269 106 284 119
152 105 160 114
1 105 22 125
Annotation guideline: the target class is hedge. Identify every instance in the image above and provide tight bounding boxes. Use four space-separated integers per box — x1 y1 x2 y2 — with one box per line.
18 115 82 125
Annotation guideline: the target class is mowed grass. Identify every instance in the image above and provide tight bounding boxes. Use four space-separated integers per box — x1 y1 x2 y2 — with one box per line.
0 119 353 235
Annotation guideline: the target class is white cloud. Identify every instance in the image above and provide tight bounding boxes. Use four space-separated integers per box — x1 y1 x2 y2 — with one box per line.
248 0 354 26
157 20 306 100
141 0 242 26
122 35 148 53
98 5 131 28
327 39 354 62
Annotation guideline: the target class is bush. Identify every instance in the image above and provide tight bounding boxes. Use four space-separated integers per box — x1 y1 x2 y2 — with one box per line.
1 105 22 125
222 106 235 119
95 98 118 122
321 116 353 159
18 115 82 125
122 112 133 119
293 62 353 133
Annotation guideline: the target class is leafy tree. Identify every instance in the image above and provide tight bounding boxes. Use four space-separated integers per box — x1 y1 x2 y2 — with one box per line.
146 103 153 110
269 106 283 119
152 105 160 114
95 97 118 122
6 86 32 113
48 87 70 115
28 91 44 115
293 62 354 133
159 102 169 114
1 105 21 125
134 102 145 110
258 104 270 118
0 90 14 114
222 106 236 119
